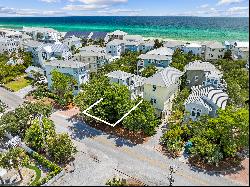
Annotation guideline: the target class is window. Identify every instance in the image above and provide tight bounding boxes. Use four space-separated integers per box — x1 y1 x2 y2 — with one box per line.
153 85 157 91
150 98 157 104
197 109 202 117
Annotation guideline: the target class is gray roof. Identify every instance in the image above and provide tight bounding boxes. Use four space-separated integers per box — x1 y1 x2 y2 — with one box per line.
106 70 133 80
184 60 220 72
144 67 183 87
202 41 225 49
23 40 43 48
79 45 105 53
106 39 124 46
23 27 58 33
45 59 88 68
37 43 69 53
163 40 186 48
139 54 172 61
184 85 228 110
147 47 174 56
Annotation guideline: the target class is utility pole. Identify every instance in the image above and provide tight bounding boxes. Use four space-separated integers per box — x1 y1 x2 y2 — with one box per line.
168 165 177 186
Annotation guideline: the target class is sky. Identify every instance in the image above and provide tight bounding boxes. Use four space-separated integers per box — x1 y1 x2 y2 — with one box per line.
0 0 249 17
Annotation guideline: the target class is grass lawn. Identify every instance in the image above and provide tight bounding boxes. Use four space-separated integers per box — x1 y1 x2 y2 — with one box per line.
5 76 32 92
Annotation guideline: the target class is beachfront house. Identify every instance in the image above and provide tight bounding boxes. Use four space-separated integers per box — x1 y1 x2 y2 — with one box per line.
143 67 183 118
138 47 174 70
124 35 143 43
44 59 90 95
182 42 202 56
0 37 20 54
63 35 82 50
224 41 249 60
22 27 61 43
106 39 125 57
138 40 154 54
106 30 128 42
163 40 186 51
184 60 226 90
184 85 228 121
0 29 22 39
202 41 226 61
37 43 72 68
106 70 145 100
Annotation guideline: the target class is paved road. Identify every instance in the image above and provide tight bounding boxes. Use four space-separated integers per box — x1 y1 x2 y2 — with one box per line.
51 112 241 186
0 87 24 110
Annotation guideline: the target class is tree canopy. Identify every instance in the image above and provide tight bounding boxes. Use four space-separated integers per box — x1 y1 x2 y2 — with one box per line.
50 70 77 106
98 51 140 76
171 48 202 71
0 102 52 138
141 65 158 78
0 147 29 180
75 76 159 136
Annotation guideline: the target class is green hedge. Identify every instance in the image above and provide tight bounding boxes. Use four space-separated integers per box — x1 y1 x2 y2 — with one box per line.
30 152 62 186
26 165 41 186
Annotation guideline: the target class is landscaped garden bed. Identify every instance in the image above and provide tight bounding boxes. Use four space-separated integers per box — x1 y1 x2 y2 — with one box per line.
81 117 150 144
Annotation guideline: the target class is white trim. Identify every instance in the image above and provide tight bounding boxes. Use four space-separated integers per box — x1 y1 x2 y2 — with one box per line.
83 98 143 127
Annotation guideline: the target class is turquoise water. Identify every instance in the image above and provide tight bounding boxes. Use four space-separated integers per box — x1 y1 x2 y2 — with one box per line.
0 16 248 41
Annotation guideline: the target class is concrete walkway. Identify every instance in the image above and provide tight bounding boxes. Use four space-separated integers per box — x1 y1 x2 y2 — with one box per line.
14 85 36 99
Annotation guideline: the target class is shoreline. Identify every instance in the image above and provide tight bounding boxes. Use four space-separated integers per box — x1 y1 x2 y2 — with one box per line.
1 26 248 43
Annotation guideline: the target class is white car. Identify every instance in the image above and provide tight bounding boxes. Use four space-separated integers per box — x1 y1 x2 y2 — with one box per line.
37 76 48 84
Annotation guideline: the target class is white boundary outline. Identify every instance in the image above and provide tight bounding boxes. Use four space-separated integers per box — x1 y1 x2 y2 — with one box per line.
82 98 143 127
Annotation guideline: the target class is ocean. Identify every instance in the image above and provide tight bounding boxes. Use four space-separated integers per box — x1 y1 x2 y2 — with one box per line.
0 16 248 42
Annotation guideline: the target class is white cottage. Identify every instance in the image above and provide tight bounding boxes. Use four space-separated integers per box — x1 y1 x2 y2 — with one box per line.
106 39 125 57
45 59 90 95
184 85 228 121
0 37 20 54
36 43 72 68
182 42 202 56
106 70 145 100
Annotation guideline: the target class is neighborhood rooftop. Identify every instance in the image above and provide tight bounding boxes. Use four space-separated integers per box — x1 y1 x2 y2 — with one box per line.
45 59 88 68
144 67 183 87
147 47 174 56
37 43 69 53
184 60 220 72
106 70 134 80
184 85 229 110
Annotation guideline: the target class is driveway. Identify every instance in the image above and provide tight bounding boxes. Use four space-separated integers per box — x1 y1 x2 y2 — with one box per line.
0 87 24 110
50 112 241 186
